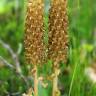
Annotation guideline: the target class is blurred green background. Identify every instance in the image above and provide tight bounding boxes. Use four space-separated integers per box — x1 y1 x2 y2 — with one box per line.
0 0 96 96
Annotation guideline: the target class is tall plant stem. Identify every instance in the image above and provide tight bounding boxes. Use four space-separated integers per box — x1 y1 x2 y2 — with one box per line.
34 65 38 96
52 67 59 96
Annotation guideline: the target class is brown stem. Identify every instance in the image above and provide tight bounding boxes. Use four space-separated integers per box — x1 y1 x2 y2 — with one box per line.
34 65 38 96
52 67 59 96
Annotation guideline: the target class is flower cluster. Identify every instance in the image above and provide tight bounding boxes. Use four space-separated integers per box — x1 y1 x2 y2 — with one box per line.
24 0 45 65
48 0 68 67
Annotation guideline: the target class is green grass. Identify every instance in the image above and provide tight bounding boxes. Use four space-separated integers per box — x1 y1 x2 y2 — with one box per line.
0 0 96 96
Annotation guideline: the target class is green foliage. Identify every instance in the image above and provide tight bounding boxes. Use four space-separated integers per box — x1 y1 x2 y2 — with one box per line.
0 0 96 96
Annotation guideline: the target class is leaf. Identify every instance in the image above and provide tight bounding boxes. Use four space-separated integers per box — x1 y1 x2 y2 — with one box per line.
83 44 94 52
38 83 49 96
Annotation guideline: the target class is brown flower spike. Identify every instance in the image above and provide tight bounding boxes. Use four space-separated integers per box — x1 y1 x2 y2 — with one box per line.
48 0 68 96
24 0 44 96
24 0 45 65
48 0 68 67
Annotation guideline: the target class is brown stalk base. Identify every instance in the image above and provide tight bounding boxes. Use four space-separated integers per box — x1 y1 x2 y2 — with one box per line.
52 67 60 96
33 65 38 96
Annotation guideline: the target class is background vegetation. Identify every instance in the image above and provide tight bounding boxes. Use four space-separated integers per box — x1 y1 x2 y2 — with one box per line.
0 0 96 96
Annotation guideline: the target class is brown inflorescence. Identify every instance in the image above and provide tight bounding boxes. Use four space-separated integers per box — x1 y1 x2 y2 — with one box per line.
48 0 68 67
24 0 45 65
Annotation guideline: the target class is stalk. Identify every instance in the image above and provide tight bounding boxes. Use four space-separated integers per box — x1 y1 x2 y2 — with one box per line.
52 67 59 96
34 65 38 96
48 0 68 96
24 0 45 96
